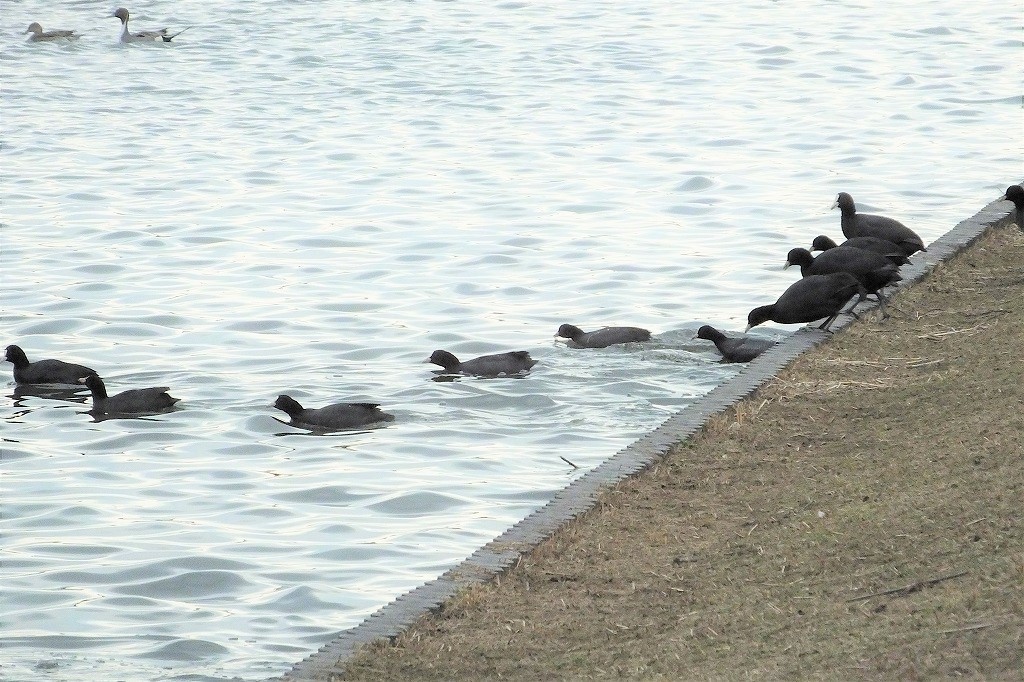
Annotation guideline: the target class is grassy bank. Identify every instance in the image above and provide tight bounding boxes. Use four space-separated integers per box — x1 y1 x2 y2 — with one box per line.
334 223 1024 680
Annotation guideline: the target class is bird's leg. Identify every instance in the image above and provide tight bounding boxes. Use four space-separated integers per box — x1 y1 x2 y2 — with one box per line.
874 292 890 319
840 292 868 319
818 312 840 332
876 290 906 318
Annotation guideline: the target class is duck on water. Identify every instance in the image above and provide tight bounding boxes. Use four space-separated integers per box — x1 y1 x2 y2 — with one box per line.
25 22 79 41
112 7 190 43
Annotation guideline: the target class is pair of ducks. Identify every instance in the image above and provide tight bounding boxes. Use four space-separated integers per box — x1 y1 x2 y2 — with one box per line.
26 8 189 43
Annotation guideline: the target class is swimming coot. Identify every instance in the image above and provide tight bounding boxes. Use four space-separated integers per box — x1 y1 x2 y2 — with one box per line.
809 234 909 266
785 246 901 317
832 192 926 256
746 272 863 333
427 349 537 377
695 325 774 363
273 394 394 431
79 374 180 415
1003 185 1024 231
556 324 651 348
4 344 96 385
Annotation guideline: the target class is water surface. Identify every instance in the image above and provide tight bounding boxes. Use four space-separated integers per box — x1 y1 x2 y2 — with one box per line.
1 1 1019 679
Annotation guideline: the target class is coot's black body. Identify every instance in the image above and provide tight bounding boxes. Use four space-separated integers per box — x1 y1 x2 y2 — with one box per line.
832 192 926 256
695 326 774 363
556 324 651 348
4 344 96 385
746 273 863 333
1004 185 1024 232
80 374 180 415
273 394 394 431
810 235 909 266
786 246 901 316
427 350 537 377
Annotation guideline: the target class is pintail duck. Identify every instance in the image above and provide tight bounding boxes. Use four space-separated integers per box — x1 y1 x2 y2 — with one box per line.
25 22 78 41
112 7 190 43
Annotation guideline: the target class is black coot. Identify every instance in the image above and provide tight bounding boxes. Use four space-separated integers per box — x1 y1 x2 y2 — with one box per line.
695 325 774 363
1004 185 1024 231
427 349 537 377
556 324 651 348
832 192 926 256
786 246 901 317
80 374 180 415
4 344 96 385
746 272 863 333
810 234 909 266
273 394 394 431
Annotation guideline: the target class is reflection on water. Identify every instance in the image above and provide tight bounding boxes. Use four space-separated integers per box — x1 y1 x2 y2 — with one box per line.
1 0 1018 679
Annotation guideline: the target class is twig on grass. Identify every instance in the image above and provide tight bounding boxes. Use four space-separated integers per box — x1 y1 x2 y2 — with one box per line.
917 324 989 340
961 308 1010 318
845 570 968 602
937 622 999 635
906 358 944 368
826 359 892 367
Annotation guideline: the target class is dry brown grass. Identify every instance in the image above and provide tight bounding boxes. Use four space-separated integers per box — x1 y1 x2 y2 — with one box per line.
335 225 1024 681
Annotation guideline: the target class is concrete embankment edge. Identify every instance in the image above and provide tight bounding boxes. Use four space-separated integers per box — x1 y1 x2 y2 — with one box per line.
281 189 1020 681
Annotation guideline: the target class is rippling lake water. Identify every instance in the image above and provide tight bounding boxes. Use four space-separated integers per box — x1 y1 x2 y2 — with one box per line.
1 1 1019 679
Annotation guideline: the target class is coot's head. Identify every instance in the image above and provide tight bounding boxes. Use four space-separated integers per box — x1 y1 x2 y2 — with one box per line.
427 349 460 372
556 324 584 340
695 325 723 341
1004 185 1024 208
831 192 856 213
273 394 303 416
785 247 815 269
810 235 838 252
79 374 107 397
4 345 29 366
745 305 775 333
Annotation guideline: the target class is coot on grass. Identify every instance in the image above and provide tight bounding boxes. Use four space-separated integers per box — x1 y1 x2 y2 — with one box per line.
810 234 909 266
746 272 863 333
832 192 926 256
786 246 901 317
